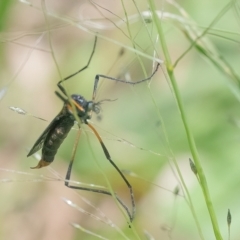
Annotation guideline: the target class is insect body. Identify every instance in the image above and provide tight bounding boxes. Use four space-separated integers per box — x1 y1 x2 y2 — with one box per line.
27 36 160 223
27 95 99 169
30 109 74 168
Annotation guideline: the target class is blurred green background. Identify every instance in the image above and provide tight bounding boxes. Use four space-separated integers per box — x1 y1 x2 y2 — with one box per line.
0 0 239 239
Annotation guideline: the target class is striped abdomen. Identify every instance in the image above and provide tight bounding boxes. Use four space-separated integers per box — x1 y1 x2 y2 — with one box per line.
32 116 74 169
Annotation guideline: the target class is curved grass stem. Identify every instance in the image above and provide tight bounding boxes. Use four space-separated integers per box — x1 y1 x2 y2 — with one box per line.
148 0 223 239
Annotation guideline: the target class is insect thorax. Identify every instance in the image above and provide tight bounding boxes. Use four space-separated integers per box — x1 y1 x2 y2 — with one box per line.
71 94 100 122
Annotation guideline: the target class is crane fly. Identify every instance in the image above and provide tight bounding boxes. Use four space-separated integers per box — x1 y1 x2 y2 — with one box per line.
27 36 160 222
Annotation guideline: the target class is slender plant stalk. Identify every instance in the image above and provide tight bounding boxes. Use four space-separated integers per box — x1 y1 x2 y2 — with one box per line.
148 0 223 239
126 1 204 238
173 1 233 68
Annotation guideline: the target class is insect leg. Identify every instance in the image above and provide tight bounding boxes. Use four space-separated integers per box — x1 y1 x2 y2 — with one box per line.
64 128 133 222
57 36 98 96
87 123 135 221
92 62 160 101
65 161 133 222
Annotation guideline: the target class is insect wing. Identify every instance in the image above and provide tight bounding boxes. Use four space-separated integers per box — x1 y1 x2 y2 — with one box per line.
27 114 65 157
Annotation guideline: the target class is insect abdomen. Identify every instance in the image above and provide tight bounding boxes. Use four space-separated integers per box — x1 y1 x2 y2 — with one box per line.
31 116 74 169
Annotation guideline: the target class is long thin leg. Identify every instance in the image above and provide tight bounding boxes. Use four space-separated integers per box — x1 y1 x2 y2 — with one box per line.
65 127 134 222
87 123 135 221
92 62 160 101
57 36 98 96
